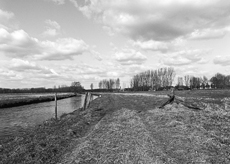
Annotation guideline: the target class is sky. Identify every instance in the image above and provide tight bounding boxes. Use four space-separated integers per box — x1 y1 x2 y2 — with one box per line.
0 0 230 89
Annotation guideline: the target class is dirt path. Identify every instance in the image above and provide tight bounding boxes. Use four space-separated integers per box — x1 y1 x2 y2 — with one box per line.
60 94 230 164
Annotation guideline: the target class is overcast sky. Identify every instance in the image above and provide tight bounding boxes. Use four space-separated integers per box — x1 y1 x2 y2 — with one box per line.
0 0 230 89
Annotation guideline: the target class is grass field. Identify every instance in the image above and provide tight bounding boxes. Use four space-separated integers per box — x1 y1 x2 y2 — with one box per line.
0 90 230 164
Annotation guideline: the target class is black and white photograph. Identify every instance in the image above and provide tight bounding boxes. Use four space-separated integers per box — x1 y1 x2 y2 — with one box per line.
0 0 230 163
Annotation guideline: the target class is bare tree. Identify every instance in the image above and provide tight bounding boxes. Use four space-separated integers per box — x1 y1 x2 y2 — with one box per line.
177 77 183 86
184 75 190 87
115 78 120 89
130 67 176 91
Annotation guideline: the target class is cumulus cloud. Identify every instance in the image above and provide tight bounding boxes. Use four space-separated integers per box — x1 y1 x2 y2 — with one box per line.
0 68 22 80
9 59 58 76
0 9 15 30
163 49 209 66
0 9 14 21
213 56 230 66
188 28 230 40
43 19 61 37
45 19 60 29
48 0 65 5
0 28 89 60
47 0 79 7
0 28 40 56
43 28 58 37
76 0 230 41
69 0 79 8
0 59 60 85
114 49 147 65
37 38 89 60
133 40 169 52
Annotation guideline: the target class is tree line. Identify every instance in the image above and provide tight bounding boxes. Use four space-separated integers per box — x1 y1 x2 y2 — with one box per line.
174 73 230 90
130 67 176 91
176 75 209 89
0 81 84 93
129 67 230 91
98 78 120 90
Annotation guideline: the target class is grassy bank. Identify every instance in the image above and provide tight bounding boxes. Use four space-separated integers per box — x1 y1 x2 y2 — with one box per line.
0 93 77 109
1 93 230 164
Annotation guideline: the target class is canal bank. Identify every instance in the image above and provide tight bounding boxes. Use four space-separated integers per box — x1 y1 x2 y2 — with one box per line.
0 95 87 141
0 93 104 164
1 93 230 164
0 93 77 109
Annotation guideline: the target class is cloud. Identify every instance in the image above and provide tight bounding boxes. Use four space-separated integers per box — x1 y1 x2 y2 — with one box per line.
0 9 14 21
38 38 89 60
43 19 61 37
47 0 79 7
114 49 147 65
90 50 103 61
133 40 169 52
0 28 89 60
45 19 61 29
0 59 59 86
188 28 230 40
213 56 230 66
49 0 65 5
9 59 58 75
0 9 15 30
77 0 230 41
0 68 22 81
69 0 79 8
43 28 58 37
162 49 209 66
0 28 40 57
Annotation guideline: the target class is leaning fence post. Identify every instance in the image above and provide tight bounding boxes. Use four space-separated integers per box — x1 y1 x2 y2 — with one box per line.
83 92 88 110
55 92 57 119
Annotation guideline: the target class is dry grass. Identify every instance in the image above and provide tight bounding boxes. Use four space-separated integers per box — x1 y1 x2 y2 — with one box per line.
61 108 169 164
1 92 230 164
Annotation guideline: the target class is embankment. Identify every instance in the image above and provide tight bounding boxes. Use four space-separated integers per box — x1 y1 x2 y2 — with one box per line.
1 93 230 164
0 93 77 109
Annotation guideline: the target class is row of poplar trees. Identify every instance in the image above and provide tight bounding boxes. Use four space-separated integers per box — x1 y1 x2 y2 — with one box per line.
130 67 176 91
98 78 120 90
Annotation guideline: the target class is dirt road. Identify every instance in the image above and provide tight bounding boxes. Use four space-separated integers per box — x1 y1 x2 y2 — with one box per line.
61 94 230 164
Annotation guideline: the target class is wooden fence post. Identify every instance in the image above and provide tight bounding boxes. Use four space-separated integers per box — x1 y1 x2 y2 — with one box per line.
83 92 94 110
55 92 57 119
83 92 88 110
87 92 92 108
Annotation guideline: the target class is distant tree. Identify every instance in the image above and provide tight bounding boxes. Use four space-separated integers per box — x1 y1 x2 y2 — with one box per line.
177 77 183 86
190 76 201 89
98 81 102 89
115 78 120 89
90 83 93 90
71 81 84 93
184 75 190 87
98 78 119 90
130 67 175 91
201 76 208 89
210 73 229 89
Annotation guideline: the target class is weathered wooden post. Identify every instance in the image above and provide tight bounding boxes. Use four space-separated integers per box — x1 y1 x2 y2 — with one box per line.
87 92 92 108
83 92 88 110
55 92 57 119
